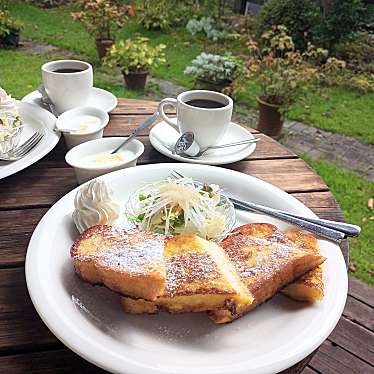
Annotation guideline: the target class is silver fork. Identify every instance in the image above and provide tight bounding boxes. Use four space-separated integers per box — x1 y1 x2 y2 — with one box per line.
0 132 44 161
170 170 360 243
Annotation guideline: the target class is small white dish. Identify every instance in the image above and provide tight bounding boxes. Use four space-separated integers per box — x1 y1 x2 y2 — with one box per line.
22 87 118 114
149 120 257 165
56 106 109 149
65 137 144 184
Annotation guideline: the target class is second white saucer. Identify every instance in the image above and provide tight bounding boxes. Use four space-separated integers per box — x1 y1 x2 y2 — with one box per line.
149 120 257 165
22 87 118 115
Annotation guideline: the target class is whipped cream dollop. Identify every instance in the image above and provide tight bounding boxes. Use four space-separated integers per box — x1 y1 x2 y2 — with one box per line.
0 87 21 142
0 87 18 117
72 179 120 233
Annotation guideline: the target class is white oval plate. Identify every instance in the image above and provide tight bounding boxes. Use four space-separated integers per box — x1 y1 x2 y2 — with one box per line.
25 163 347 374
0 101 60 180
150 121 257 165
22 87 118 114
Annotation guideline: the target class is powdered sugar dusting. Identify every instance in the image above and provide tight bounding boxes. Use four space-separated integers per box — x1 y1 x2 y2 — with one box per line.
165 252 219 297
95 227 165 274
222 230 296 279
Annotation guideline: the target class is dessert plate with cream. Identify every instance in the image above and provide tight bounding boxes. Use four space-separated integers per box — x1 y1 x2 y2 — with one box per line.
149 120 257 165
22 87 118 115
0 90 60 180
25 163 347 374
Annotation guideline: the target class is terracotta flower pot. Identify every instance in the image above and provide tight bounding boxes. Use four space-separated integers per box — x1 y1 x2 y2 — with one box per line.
95 39 113 59
0 31 20 47
128 5 136 17
257 96 284 138
195 78 232 93
123 70 149 90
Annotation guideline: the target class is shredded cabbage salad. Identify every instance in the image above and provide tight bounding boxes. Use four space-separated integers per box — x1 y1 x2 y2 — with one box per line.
126 177 234 240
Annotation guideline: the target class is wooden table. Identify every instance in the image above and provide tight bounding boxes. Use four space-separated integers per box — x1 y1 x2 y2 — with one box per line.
0 98 358 373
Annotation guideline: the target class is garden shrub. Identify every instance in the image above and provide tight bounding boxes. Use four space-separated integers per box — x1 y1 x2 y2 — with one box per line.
257 0 320 51
314 0 365 50
26 0 73 8
335 33 374 74
258 0 366 51
138 0 195 30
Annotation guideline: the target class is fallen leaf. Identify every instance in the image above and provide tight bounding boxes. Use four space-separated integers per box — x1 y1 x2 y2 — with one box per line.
349 261 357 272
362 217 367 222
368 198 374 210
369 216 374 221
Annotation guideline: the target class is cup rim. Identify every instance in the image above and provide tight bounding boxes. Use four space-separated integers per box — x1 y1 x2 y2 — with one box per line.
41 60 92 76
177 90 233 111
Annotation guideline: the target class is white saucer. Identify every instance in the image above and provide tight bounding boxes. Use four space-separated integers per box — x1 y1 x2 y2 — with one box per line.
22 87 118 115
149 120 257 165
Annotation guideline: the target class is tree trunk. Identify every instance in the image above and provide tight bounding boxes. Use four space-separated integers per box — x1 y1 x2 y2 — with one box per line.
320 0 333 18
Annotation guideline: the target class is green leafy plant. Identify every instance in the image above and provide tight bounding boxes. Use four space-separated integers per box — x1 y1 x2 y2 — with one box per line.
0 10 23 38
185 52 241 83
257 0 320 51
138 0 175 30
184 52 244 97
246 25 329 113
186 16 237 42
104 37 166 74
71 0 128 40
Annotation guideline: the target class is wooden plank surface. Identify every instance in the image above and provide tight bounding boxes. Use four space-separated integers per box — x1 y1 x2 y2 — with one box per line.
0 160 327 210
343 295 374 331
0 98 362 374
0 349 105 373
308 339 374 374
29 133 297 170
348 276 374 308
328 317 374 364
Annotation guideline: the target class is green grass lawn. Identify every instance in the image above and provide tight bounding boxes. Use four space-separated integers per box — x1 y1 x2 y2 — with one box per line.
303 157 374 286
6 3 374 143
2 3 373 285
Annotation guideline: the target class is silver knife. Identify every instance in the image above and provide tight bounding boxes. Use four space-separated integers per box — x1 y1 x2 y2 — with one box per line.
231 197 348 243
110 111 159 154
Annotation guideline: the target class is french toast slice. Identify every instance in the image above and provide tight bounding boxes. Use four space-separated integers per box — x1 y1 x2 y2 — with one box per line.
71 225 166 301
281 229 324 302
121 234 253 314
209 223 326 323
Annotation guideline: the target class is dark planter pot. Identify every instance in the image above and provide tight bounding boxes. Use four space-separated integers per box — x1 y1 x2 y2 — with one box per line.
95 39 113 59
195 78 232 93
123 70 149 90
257 96 284 139
0 32 20 47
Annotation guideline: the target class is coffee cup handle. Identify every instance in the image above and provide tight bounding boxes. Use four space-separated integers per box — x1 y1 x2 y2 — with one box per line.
158 98 178 130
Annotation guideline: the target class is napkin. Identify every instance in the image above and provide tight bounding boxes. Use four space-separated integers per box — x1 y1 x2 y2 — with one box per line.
152 120 181 149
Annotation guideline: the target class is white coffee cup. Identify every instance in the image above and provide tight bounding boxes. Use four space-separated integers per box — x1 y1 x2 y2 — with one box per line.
42 60 93 114
158 90 233 149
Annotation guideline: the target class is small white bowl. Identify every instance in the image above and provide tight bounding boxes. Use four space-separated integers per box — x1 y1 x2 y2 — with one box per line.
56 106 109 149
65 137 144 184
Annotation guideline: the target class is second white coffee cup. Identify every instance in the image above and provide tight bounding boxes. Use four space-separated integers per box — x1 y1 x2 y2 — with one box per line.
42 60 93 114
158 90 233 149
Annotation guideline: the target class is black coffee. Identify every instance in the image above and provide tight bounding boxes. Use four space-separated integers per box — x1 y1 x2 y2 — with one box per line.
185 99 225 109
53 68 85 73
